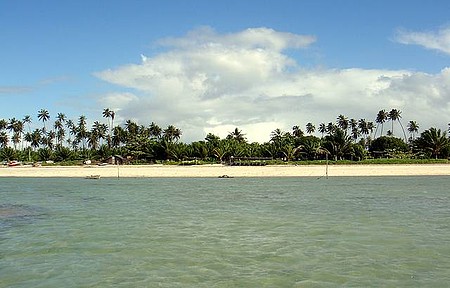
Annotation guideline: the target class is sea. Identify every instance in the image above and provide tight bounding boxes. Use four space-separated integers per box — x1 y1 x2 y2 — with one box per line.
1 176 449 287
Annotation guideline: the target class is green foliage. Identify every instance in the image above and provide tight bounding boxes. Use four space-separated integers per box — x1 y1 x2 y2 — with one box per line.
323 128 353 160
369 136 409 154
53 146 74 162
413 127 449 159
37 148 53 161
296 135 323 160
3 107 450 164
0 147 17 161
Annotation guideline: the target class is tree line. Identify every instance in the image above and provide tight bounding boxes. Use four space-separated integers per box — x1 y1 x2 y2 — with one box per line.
1 108 449 164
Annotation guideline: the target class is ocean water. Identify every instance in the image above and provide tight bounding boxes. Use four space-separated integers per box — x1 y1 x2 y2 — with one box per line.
1 176 449 287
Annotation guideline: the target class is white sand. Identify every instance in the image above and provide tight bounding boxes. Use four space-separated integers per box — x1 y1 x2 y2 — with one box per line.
1 164 450 178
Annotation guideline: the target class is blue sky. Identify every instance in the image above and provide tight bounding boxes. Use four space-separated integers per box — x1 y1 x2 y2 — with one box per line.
2 0 450 142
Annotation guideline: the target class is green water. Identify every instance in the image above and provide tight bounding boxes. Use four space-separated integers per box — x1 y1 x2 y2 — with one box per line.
1 176 449 287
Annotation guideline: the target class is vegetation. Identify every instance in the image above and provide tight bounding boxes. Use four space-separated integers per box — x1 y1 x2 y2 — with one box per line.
1 108 449 165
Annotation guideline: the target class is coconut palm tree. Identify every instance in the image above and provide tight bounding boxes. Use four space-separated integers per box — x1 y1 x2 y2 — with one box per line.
37 109 50 132
65 119 77 149
0 119 8 147
149 122 162 139
27 129 42 150
125 120 139 138
296 136 323 160
76 115 88 150
375 109 388 137
23 115 32 132
416 127 449 159
323 128 353 161
102 108 112 125
407 120 419 141
89 121 107 149
305 123 315 135
102 108 115 147
349 118 357 132
56 113 66 123
163 125 182 143
367 121 375 138
336 114 349 131
270 128 285 144
388 109 407 142
358 119 370 139
292 125 304 138
54 119 64 146
46 130 56 150
318 123 326 138
112 126 126 148
227 127 246 143
0 131 8 148
326 122 337 135
8 118 23 150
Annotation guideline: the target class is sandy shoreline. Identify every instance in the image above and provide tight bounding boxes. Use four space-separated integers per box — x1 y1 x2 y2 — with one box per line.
1 164 450 178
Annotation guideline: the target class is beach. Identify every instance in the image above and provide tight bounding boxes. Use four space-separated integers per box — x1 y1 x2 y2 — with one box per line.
1 163 450 178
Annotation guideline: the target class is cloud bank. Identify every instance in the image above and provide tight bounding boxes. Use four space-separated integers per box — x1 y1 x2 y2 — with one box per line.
95 27 450 143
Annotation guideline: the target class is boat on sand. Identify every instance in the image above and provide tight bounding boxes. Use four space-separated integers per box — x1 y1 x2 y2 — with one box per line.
85 175 101 179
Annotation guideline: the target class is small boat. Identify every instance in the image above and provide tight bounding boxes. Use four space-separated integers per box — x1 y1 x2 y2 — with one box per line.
7 161 21 167
85 175 101 179
218 174 233 178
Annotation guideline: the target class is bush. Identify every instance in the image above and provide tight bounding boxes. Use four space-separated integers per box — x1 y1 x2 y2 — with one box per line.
369 136 409 156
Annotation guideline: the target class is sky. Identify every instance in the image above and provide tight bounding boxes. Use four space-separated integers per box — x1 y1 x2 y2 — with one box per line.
1 0 450 143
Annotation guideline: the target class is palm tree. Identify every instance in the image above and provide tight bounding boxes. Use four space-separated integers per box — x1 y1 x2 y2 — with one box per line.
305 123 315 135
163 125 182 143
367 121 375 138
323 128 353 161
8 118 23 150
387 109 399 134
37 109 50 132
336 114 349 131
23 115 32 132
416 127 449 159
375 110 388 137
102 108 115 147
65 119 77 149
388 109 407 142
270 128 285 144
0 131 9 148
76 115 88 150
407 121 419 141
270 128 293 159
54 119 64 146
27 129 42 150
0 119 7 130
22 115 32 149
89 121 107 149
46 130 56 150
112 126 126 148
149 122 162 139
296 136 323 160
227 128 246 143
292 125 304 138
56 113 66 123
358 119 370 139
326 122 337 135
349 118 357 132
318 123 326 138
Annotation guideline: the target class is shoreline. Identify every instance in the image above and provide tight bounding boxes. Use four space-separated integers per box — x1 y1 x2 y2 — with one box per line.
1 164 450 178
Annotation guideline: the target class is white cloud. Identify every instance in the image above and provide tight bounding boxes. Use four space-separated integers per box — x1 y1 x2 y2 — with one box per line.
95 27 450 143
395 26 450 55
158 26 316 51
0 85 33 95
